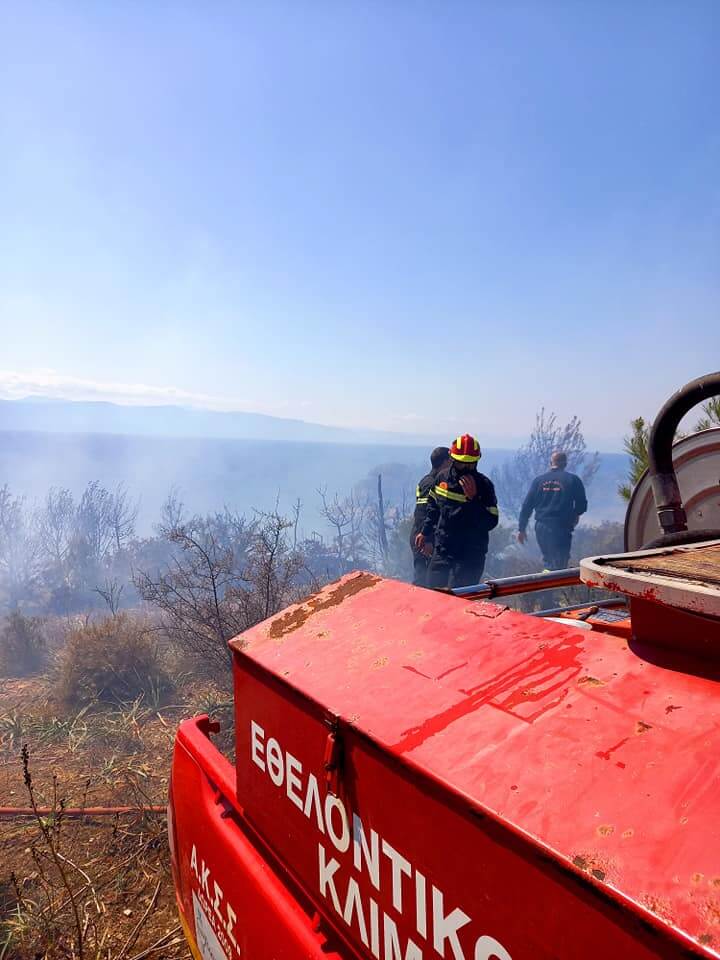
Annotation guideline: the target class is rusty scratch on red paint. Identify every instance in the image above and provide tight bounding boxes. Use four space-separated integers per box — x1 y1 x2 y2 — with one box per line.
596 737 631 761
402 664 433 680
436 661 469 680
402 661 469 682
465 603 507 619
596 719 652 762
267 572 380 639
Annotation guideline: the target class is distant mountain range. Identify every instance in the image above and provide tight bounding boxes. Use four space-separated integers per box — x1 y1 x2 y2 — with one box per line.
0 396 629 533
0 397 440 446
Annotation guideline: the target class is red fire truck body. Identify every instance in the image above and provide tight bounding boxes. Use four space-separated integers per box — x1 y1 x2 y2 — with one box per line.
169 375 720 960
170 564 720 960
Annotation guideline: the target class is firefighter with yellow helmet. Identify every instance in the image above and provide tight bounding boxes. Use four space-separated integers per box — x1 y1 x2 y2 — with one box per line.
415 433 499 589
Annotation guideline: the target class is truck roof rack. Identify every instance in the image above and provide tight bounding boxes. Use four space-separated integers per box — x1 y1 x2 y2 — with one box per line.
450 566 581 600
581 540 720 619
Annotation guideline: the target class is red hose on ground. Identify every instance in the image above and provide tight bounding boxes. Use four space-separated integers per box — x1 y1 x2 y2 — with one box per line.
0 805 166 817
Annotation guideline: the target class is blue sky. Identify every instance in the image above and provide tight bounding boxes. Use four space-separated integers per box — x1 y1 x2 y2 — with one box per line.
1 1 718 449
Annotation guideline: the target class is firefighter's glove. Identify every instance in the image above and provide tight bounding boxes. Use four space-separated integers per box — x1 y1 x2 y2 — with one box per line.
459 474 477 499
415 533 433 557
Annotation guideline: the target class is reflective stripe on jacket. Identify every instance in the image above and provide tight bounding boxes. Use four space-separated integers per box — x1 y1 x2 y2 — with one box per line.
410 470 438 547
421 464 499 558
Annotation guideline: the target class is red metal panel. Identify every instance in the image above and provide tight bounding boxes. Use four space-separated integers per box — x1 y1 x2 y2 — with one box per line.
231 572 720 957
170 718 346 959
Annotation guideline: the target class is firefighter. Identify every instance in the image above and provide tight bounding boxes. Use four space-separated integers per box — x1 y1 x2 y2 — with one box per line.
415 434 499 589
517 450 588 570
409 446 450 586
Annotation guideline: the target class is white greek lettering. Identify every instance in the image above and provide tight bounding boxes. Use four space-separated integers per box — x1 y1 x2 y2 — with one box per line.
474 936 512 960
213 881 224 923
432 886 471 960
250 721 265 772
343 877 369 947
226 902 238 948
353 813 380 889
286 751 303 810
415 869 427 938
369 896 380 959
200 861 211 898
266 737 284 786
318 843 342 915
250 726 513 960
303 773 325 832
383 913 424 960
325 794 350 853
382 838 412 913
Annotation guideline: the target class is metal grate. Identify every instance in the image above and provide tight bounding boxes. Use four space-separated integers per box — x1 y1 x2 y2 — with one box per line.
603 543 720 588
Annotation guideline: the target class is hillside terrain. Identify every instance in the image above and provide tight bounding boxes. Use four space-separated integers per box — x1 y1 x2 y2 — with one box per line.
0 397 440 446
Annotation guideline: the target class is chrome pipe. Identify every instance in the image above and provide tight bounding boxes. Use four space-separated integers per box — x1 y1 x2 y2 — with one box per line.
530 598 626 618
451 567 581 600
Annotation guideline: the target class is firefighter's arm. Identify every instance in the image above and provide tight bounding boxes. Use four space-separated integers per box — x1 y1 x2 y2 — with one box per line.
467 477 499 531
482 478 500 531
417 489 440 548
518 480 537 534
574 476 588 519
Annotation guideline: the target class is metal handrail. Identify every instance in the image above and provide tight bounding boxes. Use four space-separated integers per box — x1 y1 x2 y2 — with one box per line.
451 567 581 600
648 371 720 537
530 598 626 618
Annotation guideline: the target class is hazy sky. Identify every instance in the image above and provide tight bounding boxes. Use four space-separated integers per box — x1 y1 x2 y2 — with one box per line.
1 2 718 448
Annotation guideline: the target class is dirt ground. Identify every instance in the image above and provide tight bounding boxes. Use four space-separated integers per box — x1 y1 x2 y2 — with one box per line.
0 676 223 959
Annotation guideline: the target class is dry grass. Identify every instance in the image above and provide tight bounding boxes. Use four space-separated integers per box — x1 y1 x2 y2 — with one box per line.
0 672 228 960
57 615 175 709
0 613 47 678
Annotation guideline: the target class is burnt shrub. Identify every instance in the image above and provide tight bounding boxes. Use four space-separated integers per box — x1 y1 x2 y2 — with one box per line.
0 611 47 676
57 613 175 707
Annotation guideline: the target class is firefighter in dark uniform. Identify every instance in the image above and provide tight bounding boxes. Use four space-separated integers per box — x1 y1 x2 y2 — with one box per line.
415 434 499 589
518 450 588 570
409 446 450 586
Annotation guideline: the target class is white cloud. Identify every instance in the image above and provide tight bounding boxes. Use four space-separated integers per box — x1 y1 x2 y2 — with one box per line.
0 369 262 413
0 370 415 433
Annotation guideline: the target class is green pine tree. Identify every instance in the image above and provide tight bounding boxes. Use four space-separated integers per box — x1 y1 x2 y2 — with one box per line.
618 417 649 501
619 399 720 502
694 397 720 432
